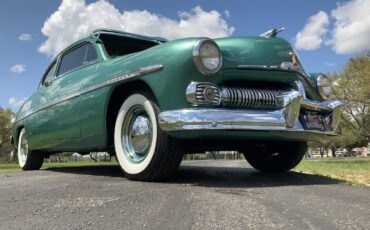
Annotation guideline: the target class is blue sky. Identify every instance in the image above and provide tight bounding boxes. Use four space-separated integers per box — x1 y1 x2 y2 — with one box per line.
1 0 369 111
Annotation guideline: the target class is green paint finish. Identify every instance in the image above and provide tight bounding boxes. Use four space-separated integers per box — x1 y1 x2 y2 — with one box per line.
12 29 327 152
215 36 293 68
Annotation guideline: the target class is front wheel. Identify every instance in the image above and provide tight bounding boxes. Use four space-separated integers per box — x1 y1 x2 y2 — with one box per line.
17 128 44 170
242 141 307 172
114 92 184 181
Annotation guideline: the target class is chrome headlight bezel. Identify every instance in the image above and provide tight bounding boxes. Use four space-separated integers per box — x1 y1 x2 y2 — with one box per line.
317 74 332 100
193 38 222 76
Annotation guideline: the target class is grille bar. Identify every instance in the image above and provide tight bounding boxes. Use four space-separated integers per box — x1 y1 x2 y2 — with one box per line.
221 87 282 110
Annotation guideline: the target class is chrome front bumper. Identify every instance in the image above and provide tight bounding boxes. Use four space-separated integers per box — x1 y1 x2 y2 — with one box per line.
158 93 343 137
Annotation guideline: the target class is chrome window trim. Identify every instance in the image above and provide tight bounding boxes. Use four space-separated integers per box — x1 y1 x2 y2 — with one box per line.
17 64 163 121
56 42 100 77
39 60 58 88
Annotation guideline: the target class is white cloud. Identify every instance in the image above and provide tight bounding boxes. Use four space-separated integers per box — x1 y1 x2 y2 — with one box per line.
8 97 27 109
225 10 230 19
10 64 26 73
18 33 32 41
39 0 234 56
295 0 370 54
294 11 329 51
330 0 370 54
324 62 336 67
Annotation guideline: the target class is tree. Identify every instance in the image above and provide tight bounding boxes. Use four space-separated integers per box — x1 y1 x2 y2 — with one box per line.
327 123 367 157
309 54 370 157
329 53 370 145
0 108 15 162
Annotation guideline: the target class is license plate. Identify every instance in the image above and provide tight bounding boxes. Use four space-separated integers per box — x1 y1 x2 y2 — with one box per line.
299 112 326 131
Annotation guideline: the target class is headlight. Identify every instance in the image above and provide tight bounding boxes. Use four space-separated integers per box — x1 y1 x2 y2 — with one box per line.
317 74 332 99
193 38 222 76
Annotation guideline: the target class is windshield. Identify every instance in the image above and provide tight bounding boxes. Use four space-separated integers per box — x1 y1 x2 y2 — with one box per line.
99 34 158 57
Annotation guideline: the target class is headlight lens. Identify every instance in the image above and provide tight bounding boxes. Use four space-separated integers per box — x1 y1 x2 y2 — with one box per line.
317 74 332 99
193 38 222 76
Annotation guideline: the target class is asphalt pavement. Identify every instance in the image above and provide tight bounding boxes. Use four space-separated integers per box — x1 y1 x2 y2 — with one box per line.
0 160 369 230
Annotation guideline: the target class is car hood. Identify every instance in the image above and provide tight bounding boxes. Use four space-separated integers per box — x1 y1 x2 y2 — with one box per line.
215 36 294 69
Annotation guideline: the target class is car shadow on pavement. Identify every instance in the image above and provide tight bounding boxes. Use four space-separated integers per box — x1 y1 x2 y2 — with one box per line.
168 165 343 188
44 161 345 188
44 165 124 178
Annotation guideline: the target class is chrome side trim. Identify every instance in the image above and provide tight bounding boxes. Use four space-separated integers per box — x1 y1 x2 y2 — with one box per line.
139 64 163 75
18 64 163 121
238 64 281 70
238 64 305 74
237 64 313 87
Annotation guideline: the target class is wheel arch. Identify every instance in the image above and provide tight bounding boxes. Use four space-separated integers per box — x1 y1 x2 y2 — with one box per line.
13 124 25 149
105 80 157 148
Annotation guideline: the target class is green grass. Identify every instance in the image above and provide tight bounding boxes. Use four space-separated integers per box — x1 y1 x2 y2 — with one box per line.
295 157 370 186
0 161 118 173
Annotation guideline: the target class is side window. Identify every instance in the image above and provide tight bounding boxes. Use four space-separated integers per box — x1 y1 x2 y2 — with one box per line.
84 43 98 63
43 62 57 86
57 43 97 76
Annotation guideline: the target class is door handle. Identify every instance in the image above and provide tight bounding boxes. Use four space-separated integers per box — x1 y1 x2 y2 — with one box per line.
44 81 52 87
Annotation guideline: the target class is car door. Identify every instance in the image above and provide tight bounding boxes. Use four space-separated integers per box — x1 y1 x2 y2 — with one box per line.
40 42 99 149
24 61 57 149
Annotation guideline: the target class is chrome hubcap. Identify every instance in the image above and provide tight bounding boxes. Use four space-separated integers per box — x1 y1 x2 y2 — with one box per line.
130 115 152 153
122 106 152 163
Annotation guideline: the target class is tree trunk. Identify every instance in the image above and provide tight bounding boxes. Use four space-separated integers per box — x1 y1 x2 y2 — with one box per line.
331 148 337 157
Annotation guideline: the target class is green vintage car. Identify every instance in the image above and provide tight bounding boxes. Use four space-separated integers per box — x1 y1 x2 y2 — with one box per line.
11 28 342 180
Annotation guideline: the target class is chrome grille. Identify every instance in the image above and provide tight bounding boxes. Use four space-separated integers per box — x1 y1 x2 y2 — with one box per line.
186 82 221 106
195 83 221 105
221 87 283 110
186 82 290 110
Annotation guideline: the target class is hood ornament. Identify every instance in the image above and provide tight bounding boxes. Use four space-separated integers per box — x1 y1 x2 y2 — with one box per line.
260 27 285 38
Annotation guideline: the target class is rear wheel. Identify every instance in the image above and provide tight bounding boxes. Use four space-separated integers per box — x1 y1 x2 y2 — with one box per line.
114 91 184 181
242 141 307 172
17 128 44 170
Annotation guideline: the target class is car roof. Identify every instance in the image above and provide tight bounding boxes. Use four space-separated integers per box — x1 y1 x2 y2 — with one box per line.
52 28 168 61
92 28 168 43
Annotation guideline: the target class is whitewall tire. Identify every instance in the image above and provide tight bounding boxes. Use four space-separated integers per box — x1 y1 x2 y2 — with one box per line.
17 128 44 170
114 92 184 181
